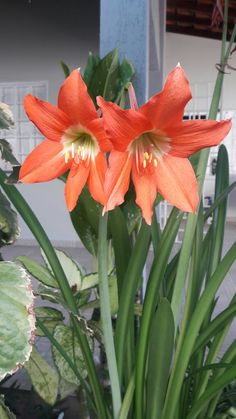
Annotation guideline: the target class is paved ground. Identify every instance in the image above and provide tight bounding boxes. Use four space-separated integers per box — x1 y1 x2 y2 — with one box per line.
0 222 235 415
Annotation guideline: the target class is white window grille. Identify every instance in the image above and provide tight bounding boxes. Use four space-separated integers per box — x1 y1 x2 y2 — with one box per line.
0 81 48 170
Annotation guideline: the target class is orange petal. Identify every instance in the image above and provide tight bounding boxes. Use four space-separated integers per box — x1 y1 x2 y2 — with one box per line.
155 155 199 212
58 69 97 126
132 163 157 225
140 66 192 130
86 118 112 152
24 95 71 142
64 162 90 211
87 152 107 206
97 97 153 151
19 139 69 182
168 119 232 157
104 151 132 212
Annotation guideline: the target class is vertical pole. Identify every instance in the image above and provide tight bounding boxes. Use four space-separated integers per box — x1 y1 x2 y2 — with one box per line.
100 0 166 105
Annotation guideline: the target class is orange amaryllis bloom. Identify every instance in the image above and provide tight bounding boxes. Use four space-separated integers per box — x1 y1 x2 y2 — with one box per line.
19 69 111 211
97 65 232 225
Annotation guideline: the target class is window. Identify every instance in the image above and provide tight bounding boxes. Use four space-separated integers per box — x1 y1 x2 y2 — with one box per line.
0 81 48 169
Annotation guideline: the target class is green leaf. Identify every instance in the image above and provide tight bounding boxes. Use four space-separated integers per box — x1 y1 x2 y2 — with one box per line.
0 103 14 130
81 272 99 291
146 298 175 419
69 186 101 256
117 58 135 101
24 347 59 405
0 139 19 166
0 190 19 247
52 324 92 386
35 306 64 337
186 366 236 419
0 262 34 380
89 49 119 102
58 377 78 400
162 242 236 419
60 60 70 78
41 248 83 292
0 396 16 419
4 166 21 184
83 52 100 87
109 274 119 315
207 145 229 279
17 256 58 288
109 207 131 292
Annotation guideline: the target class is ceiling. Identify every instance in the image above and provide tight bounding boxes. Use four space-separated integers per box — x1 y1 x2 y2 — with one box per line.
166 0 236 40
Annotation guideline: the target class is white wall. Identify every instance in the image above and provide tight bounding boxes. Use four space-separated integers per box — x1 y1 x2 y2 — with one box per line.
165 33 236 111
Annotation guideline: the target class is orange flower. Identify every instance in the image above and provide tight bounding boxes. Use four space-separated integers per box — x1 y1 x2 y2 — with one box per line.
20 69 111 211
97 65 232 225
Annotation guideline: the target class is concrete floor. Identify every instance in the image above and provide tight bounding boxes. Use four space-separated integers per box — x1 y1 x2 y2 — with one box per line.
0 222 236 411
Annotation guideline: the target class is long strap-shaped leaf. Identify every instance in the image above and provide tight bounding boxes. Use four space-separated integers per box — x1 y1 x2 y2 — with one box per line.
0 170 108 419
135 208 183 419
115 221 151 382
186 365 236 419
161 242 236 419
146 298 174 419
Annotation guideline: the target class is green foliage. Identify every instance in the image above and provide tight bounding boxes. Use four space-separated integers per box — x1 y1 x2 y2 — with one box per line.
0 104 14 130
0 262 34 380
52 324 92 386
0 190 19 248
0 139 19 166
24 347 59 405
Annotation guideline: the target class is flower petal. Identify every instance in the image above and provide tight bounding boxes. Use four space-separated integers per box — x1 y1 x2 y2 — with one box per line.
168 119 232 157
132 164 157 225
87 152 107 206
24 95 70 142
58 69 97 126
86 118 112 152
104 151 132 212
19 139 69 182
155 155 199 212
64 162 90 211
140 66 192 130
97 97 153 151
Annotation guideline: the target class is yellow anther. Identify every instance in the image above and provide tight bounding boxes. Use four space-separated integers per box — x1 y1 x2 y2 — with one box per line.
143 159 147 168
149 153 153 163
71 143 75 158
144 152 149 160
154 158 158 167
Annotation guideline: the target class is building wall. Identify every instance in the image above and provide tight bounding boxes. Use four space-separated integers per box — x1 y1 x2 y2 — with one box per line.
0 0 99 244
165 33 236 111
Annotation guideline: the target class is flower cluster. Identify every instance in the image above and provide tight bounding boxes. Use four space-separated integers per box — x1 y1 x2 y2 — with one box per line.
20 66 231 224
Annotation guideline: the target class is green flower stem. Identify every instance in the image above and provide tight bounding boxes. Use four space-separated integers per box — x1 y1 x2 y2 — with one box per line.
98 211 121 418
0 171 107 419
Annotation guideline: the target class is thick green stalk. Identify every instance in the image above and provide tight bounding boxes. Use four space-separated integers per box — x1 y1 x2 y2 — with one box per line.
0 171 107 419
98 211 121 418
